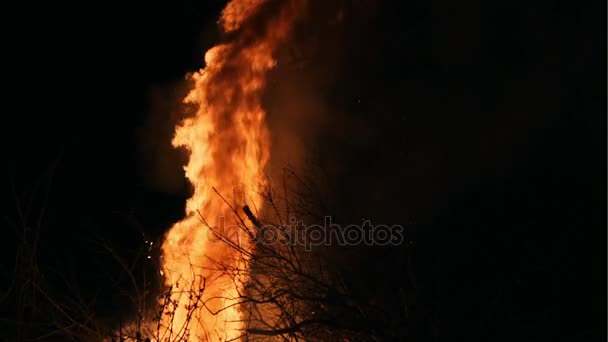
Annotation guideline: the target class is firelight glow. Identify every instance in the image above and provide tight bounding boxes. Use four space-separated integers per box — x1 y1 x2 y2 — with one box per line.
157 0 306 340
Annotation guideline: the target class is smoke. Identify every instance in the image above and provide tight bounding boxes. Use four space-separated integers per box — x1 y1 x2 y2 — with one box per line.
260 1 381 202
136 0 377 201
136 83 191 195
137 0 320 196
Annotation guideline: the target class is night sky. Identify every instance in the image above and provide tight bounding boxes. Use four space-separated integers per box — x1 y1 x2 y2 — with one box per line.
1 1 605 341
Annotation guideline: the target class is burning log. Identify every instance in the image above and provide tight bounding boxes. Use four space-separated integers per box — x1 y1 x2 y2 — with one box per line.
243 205 262 231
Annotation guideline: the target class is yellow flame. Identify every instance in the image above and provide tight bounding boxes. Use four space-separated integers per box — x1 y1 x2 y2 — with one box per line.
159 0 306 340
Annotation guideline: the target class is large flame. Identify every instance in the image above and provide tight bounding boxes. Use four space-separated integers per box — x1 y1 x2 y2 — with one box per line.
159 0 305 340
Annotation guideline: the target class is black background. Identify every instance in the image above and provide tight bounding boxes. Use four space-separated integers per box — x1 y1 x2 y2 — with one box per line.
1 0 605 340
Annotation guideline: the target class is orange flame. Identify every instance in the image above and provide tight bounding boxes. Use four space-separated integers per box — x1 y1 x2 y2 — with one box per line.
159 0 306 340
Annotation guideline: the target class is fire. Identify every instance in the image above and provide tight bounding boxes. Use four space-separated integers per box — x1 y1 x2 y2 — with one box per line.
158 0 306 340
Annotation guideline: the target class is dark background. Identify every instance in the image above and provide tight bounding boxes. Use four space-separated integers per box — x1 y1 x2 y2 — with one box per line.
1 0 605 341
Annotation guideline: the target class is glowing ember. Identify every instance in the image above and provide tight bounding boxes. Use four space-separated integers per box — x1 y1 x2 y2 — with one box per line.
158 0 306 340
